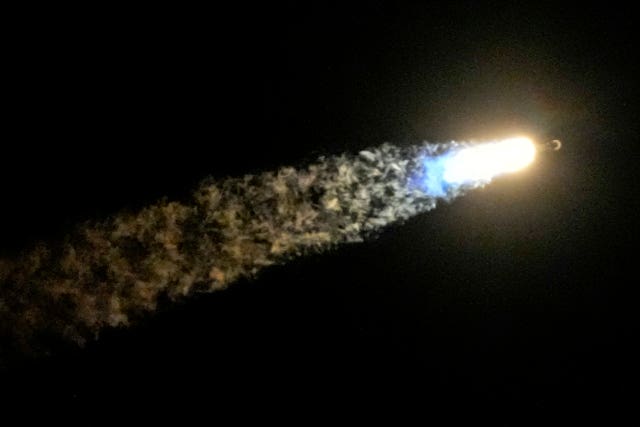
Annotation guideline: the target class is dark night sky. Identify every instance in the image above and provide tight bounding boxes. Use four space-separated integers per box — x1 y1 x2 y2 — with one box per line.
2 2 638 422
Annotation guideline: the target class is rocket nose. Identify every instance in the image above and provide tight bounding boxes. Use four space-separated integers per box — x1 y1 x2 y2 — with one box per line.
539 139 562 152
549 139 562 151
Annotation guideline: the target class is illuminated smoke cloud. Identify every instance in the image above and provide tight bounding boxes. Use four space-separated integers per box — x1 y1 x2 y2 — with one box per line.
0 138 535 356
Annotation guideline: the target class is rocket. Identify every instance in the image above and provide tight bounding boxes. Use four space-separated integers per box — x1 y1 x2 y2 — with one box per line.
538 139 562 152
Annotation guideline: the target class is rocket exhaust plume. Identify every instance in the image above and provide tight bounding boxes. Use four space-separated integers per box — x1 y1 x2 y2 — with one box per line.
0 137 538 356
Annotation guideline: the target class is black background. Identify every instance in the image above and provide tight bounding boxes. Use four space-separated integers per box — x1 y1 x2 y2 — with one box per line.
1 2 638 422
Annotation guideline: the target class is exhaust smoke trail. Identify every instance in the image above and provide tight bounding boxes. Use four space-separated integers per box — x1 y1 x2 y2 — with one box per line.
0 137 536 356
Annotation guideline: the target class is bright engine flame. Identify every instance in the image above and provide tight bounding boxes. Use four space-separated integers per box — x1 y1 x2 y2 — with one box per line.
443 137 536 184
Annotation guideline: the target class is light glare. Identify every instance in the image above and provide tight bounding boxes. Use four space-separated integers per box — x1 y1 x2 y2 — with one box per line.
443 137 536 184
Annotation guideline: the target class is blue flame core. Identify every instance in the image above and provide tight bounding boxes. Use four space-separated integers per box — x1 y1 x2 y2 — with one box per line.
410 152 456 197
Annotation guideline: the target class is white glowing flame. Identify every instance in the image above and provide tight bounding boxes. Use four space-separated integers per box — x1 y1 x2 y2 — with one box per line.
443 137 536 184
